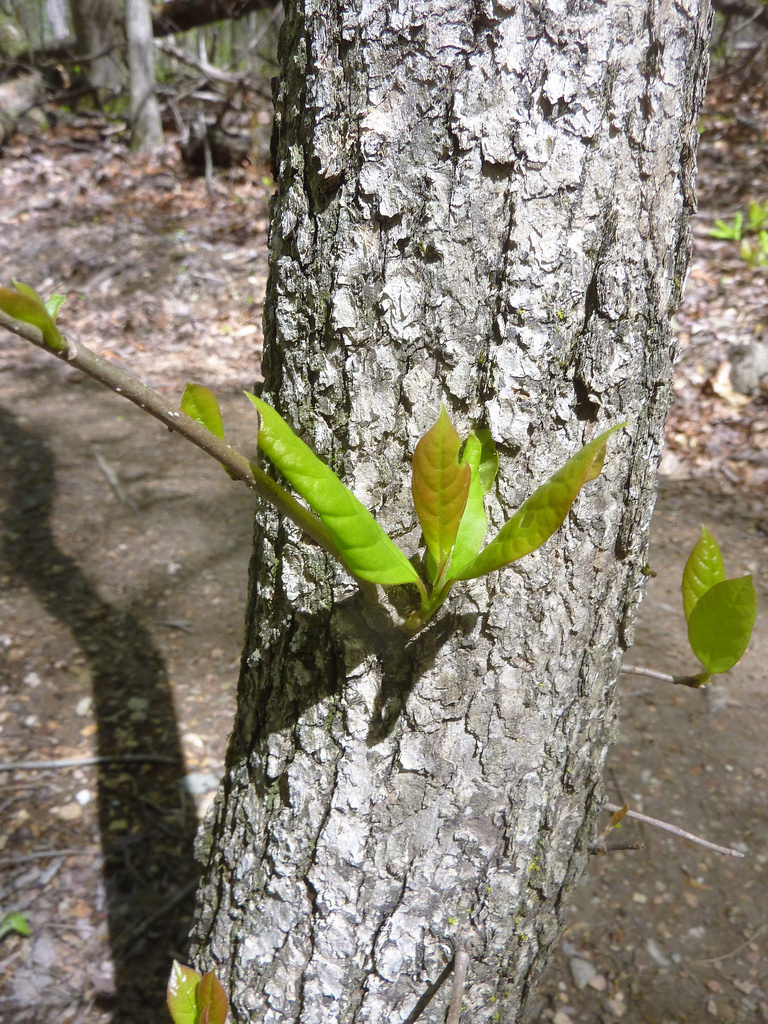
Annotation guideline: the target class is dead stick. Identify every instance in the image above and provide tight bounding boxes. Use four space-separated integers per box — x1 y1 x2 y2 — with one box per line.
604 801 745 858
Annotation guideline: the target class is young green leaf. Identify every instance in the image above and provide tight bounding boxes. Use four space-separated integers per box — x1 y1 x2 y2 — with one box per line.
198 970 229 1024
450 424 624 581
411 406 471 577
181 383 226 441
45 293 67 320
0 911 30 940
245 393 420 586
681 525 725 622
0 281 65 351
449 429 498 578
687 575 756 675
167 960 201 1024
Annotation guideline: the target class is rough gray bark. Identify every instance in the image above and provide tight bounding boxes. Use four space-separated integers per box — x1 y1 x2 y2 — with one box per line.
190 1 712 1022
126 0 163 151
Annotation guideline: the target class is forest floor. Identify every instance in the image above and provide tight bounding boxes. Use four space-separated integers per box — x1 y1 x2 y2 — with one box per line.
0 72 767 1024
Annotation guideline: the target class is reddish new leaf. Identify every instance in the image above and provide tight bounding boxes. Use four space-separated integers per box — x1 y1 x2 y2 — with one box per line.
411 406 471 576
198 970 228 1024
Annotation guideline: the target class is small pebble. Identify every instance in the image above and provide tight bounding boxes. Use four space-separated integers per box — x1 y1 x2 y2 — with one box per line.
569 956 596 990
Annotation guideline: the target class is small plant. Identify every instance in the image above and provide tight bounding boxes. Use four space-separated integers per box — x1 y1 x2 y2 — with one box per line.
739 230 768 269
709 210 744 241
709 200 768 267
0 910 30 941
167 961 228 1024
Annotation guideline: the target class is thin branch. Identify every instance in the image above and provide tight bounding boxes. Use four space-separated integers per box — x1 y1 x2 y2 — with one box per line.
604 801 745 859
695 922 767 965
620 664 706 688
0 754 183 773
0 309 346 567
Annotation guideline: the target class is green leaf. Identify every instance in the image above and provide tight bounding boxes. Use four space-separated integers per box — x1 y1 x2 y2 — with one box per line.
449 429 498 578
198 970 228 1024
450 424 624 580
411 406 471 577
687 575 756 675
681 526 725 623
181 383 225 441
45 293 67 320
0 281 65 351
167 960 201 1024
245 393 420 586
0 911 30 940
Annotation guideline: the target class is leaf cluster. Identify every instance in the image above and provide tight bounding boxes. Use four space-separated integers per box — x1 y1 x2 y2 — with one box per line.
681 526 756 684
184 385 623 631
167 961 228 1024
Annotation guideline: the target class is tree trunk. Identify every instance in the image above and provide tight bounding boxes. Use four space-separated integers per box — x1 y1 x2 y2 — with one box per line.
70 0 125 96
126 0 164 151
189 1 712 1021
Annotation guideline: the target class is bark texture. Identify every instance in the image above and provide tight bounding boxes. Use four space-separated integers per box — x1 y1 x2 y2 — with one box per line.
190 2 712 1021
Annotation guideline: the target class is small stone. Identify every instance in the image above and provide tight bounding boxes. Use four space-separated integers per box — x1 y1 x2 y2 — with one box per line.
553 1012 574 1024
569 956 597 990
75 788 92 806
183 771 220 796
75 696 92 717
646 937 671 967
56 801 83 821
605 992 626 1018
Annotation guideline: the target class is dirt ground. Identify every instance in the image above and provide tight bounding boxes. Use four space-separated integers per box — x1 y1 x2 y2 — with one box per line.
0 79 767 1024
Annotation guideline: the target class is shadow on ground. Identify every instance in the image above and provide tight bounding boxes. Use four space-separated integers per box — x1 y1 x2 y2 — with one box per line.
0 402 198 1023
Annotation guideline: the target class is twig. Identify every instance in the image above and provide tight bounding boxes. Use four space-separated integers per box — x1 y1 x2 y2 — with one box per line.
400 960 454 1024
0 848 98 868
446 948 469 1024
604 801 745 858
0 754 183 772
93 448 139 510
0 308 344 565
590 840 645 855
695 922 767 965
620 664 706 688
112 877 198 951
